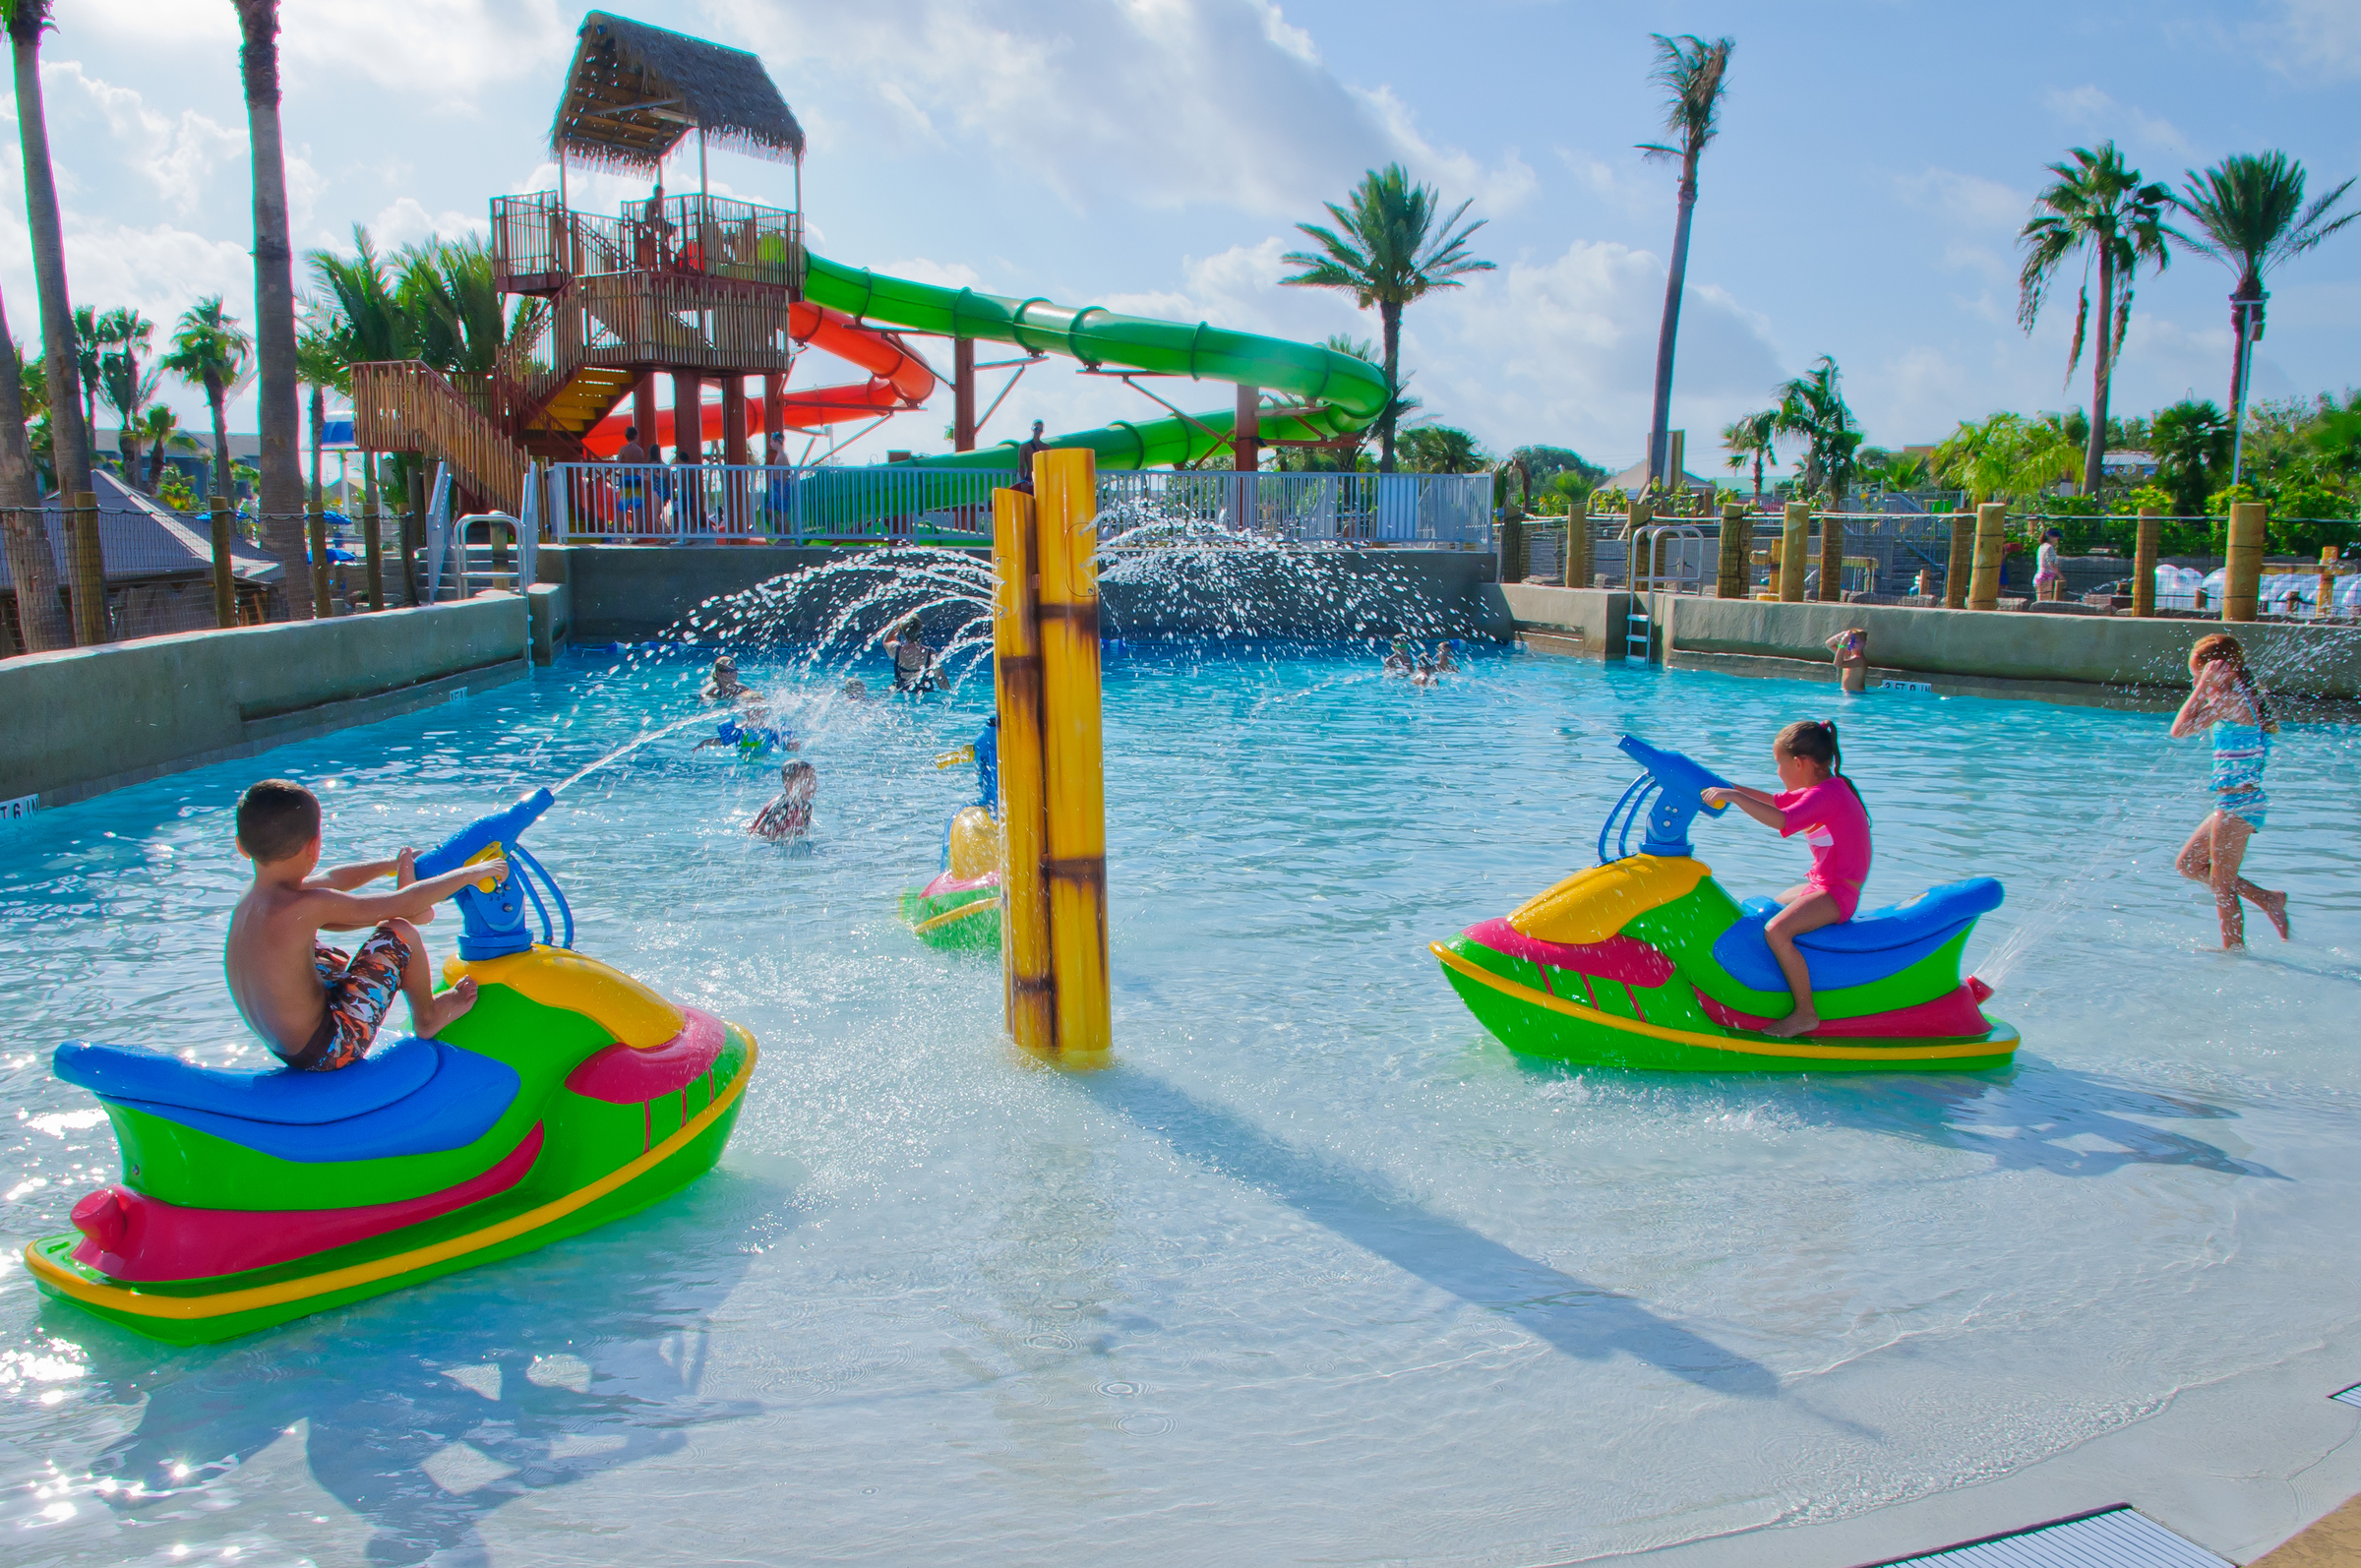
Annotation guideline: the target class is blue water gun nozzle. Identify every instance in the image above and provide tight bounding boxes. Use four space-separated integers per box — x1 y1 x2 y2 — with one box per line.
1599 734 1737 863
412 787 573 960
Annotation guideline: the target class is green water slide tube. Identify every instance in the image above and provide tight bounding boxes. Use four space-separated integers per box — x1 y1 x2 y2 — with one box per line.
802 254 1388 471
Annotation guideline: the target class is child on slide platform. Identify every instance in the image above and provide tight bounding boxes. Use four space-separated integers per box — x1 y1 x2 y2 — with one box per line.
226 779 503 1072
1698 720 1870 1039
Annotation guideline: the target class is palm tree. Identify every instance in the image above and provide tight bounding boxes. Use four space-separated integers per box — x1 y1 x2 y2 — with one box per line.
1720 407 1778 505
9 0 91 517
99 349 160 492
2150 398 2232 515
1929 410 2083 506
137 404 199 494
1771 356 1862 511
2173 151 2357 480
2018 143 2179 498
0 281 68 649
296 325 345 509
1281 164 1494 472
232 0 310 617
161 296 252 500
1638 33 1735 491
72 304 100 447
1397 424 1487 474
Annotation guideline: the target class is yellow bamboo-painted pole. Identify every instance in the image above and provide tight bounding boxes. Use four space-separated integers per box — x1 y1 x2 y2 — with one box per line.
1779 501 1808 603
2223 501 2265 623
2133 507 2159 618
1032 448 1111 1067
1944 511 1973 608
2320 546 2341 623
1716 502 1747 598
993 485 1053 1055
1968 503 2006 610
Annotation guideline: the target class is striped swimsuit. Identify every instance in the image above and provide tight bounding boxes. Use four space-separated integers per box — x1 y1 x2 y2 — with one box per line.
2209 721 2270 829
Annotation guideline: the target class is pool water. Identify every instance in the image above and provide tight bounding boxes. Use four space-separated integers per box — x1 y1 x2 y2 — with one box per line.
5 645 2359 1566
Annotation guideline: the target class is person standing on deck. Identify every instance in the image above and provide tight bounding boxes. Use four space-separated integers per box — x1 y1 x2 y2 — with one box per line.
1016 421 1049 494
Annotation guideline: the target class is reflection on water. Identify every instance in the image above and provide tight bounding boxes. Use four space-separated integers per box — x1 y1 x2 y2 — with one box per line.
3 644 2358 1565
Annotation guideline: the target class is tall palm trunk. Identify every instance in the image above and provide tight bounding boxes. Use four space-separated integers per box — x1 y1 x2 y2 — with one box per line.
1646 155 1700 488
309 382 325 508
2083 248 2115 497
233 0 312 618
1377 299 1402 472
11 5 91 512
2226 271 2262 420
203 368 230 498
0 285 68 650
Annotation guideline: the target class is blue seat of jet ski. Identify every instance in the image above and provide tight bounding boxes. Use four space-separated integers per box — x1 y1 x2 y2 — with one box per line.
54 1037 518 1163
1712 876 2004 995
56 1035 440 1122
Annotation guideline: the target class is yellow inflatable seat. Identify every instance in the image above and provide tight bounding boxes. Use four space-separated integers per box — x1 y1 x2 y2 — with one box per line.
1507 855 1710 946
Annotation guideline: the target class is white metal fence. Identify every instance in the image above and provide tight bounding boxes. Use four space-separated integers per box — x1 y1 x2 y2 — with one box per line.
541 463 1496 548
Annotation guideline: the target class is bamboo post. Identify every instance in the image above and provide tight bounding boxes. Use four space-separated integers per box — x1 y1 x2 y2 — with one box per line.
69 491 105 645
1562 513 1589 589
307 502 332 618
210 494 236 629
993 486 1053 1055
402 467 426 605
1716 502 1747 598
2223 502 2266 622
2320 546 2341 622
1780 502 1808 602
363 491 386 612
1943 511 1973 608
2133 507 2159 618
1032 448 1111 1067
1818 502 1844 602
1968 503 2006 610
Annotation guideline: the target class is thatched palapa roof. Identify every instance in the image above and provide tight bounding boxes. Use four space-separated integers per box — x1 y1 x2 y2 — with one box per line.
550 11 805 175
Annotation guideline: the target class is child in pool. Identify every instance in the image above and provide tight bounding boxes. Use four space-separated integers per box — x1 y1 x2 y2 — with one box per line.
1434 639 1461 673
1413 656 1439 688
1383 638 1413 676
2169 632 2288 948
696 701 796 757
225 779 500 1071
1824 628 1867 694
1698 720 1869 1039
750 760 817 843
701 654 752 704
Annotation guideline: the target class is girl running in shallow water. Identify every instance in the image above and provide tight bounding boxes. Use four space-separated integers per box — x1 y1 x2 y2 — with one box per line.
1699 719 1870 1038
2169 633 2289 948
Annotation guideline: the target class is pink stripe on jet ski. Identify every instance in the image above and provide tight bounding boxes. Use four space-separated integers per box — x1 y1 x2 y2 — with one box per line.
69 1124 544 1283
1694 985 1993 1039
1461 920 1673 987
566 1007 726 1104
921 869 999 900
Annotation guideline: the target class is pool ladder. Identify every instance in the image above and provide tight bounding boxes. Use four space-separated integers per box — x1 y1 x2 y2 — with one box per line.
1624 523 1711 663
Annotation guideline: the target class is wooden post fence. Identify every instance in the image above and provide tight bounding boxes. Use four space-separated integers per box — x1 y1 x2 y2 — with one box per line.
1716 502 1747 598
1779 502 1808 603
2223 502 2266 623
210 495 237 628
1968 503 2006 611
2133 508 2159 618
68 491 104 645
1818 504 1844 602
1944 512 1973 608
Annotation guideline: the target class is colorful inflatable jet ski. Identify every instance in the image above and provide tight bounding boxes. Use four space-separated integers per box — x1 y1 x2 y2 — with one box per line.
24 787 757 1344
1433 735 2016 1072
901 719 1000 951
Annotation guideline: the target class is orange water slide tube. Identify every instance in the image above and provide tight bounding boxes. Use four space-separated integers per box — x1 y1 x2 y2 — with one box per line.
583 302 936 456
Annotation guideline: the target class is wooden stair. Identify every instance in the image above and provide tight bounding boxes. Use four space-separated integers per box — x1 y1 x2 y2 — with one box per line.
516 364 637 459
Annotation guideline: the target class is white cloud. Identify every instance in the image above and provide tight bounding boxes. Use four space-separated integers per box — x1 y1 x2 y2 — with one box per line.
1895 168 2025 233
367 196 484 248
2041 85 2189 156
277 0 574 102
878 257 984 291
49 63 243 217
2257 0 2361 81
717 0 1520 219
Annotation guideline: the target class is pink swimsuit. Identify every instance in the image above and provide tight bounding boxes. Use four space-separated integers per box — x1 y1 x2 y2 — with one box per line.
1773 779 1871 920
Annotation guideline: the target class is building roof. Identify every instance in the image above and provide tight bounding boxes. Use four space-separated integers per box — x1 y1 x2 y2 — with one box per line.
0 471 273 592
550 11 805 176
1601 458 1716 494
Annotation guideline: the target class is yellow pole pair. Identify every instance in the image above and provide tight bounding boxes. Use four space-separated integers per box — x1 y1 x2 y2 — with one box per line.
993 449 1111 1067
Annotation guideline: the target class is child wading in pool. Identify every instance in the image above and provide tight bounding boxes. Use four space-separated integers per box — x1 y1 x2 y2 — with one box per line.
2169 633 2289 947
226 779 500 1071
751 760 818 843
1699 720 1869 1038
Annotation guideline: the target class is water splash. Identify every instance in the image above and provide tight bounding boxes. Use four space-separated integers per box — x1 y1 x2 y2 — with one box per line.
553 711 715 795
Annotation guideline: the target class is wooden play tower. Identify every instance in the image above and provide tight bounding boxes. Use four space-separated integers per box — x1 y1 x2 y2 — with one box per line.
352 12 932 515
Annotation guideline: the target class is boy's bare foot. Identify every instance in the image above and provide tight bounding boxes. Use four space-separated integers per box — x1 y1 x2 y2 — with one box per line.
1764 1009 1820 1040
2257 889 2290 941
418 975 479 1038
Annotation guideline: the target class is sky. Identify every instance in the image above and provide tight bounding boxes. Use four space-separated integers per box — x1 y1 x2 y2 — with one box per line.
6 0 2358 475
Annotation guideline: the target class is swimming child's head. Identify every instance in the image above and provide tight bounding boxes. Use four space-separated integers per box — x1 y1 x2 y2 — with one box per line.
1773 718 1843 788
841 676 869 699
236 778 320 866
2043 527 2063 542
781 760 817 797
2192 633 2276 731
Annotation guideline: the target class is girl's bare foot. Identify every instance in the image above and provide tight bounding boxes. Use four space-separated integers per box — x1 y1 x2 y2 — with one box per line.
1765 1009 1820 1040
2257 889 2290 940
419 975 479 1038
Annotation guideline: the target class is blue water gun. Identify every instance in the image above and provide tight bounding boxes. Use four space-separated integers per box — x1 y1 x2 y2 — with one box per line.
411 787 575 960
1598 734 1737 862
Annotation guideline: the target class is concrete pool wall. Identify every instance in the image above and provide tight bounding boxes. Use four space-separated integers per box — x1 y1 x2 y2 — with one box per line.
1 592 548 810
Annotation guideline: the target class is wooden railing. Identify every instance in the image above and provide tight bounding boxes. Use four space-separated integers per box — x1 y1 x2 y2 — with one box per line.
498 271 801 424
492 192 804 296
351 361 527 513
